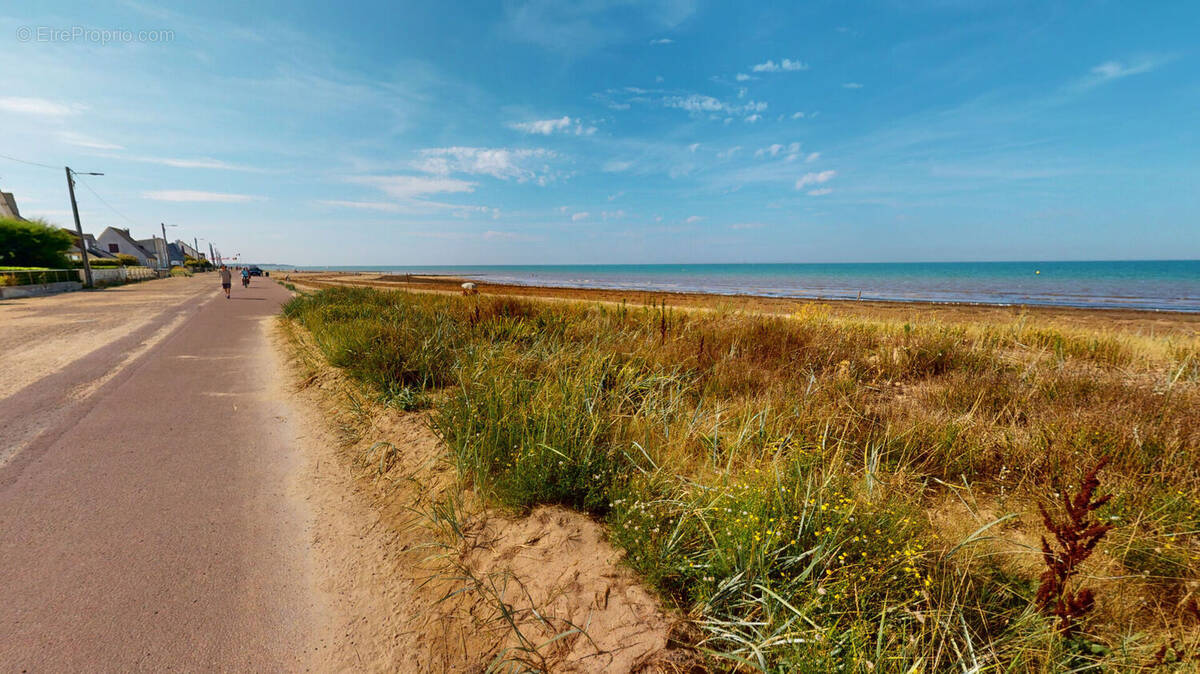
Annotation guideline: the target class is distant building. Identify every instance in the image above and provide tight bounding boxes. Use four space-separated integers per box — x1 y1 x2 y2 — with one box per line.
175 240 206 260
137 237 171 268
1 190 26 220
96 227 159 267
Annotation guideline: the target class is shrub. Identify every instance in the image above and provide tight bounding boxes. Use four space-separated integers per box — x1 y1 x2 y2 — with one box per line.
0 218 74 268
283 286 1200 670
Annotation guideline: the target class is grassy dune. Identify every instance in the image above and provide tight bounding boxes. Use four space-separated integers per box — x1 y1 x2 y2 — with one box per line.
283 285 1199 671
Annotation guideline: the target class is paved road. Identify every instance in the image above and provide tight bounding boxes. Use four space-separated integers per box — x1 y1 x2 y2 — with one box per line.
0 277 320 671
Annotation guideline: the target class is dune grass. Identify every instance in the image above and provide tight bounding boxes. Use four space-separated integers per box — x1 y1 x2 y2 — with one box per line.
283 285 1200 671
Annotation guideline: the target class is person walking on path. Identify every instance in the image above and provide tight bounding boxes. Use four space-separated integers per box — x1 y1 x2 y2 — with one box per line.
219 265 232 299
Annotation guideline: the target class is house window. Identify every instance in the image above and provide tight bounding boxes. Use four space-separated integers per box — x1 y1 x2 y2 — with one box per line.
108 244 119 253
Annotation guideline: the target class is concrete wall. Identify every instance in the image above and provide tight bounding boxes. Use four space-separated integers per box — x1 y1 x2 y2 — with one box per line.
0 281 82 299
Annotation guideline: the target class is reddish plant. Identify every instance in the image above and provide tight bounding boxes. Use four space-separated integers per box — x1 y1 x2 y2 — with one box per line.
1036 456 1114 635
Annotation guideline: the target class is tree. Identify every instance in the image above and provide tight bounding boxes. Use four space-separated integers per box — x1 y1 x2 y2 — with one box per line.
0 218 75 268
115 253 139 266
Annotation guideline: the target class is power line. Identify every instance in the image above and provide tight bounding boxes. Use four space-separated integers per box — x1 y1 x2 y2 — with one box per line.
2 154 149 239
0 152 59 171
73 175 142 231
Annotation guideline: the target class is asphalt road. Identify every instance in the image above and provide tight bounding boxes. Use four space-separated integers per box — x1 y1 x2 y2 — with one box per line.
0 276 319 671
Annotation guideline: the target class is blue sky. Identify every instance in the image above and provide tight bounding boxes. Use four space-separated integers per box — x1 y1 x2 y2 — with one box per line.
0 1 1196 265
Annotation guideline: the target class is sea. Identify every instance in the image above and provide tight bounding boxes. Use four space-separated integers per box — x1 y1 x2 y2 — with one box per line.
294 261 1200 312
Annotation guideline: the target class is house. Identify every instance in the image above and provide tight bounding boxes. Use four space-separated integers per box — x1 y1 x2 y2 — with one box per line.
1 190 26 220
95 227 158 267
137 237 173 268
62 229 117 263
175 240 206 260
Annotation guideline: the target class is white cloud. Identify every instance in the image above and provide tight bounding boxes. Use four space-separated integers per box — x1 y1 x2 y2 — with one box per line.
1091 59 1155 80
755 144 784 158
1078 57 1168 89
0 96 83 116
483 230 535 241
571 211 589 221
664 94 725 113
751 58 808 73
735 73 754 82
744 114 761 123
511 116 571 134
317 200 404 212
755 142 800 159
607 191 624 201
649 38 673 45
351 175 477 199
603 159 634 172
717 146 742 159
602 88 764 120
795 170 837 189
134 156 256 171
688 142 700 152
730 222 765 230
805 152 820 162
510 116 596 135
413 147 557 183
807 188 833 196
57 132 123 151
143 190 263 203
685 215 702 223
791 112 805 119
842 82 863 89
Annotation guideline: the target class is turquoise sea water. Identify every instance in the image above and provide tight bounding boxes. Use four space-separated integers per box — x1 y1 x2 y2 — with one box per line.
299 261 1200 312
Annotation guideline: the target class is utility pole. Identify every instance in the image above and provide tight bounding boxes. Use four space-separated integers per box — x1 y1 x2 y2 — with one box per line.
193 237 200 262
160 223 169 270
65 166 99 288
208 242 215 266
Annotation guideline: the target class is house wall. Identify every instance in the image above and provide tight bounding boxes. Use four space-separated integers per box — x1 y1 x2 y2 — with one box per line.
96 229 155 266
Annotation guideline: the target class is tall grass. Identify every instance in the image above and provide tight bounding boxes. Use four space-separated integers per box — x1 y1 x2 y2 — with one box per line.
284 286 1200 670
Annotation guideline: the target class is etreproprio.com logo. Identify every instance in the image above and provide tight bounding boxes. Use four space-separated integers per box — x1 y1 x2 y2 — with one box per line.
16 26 175 45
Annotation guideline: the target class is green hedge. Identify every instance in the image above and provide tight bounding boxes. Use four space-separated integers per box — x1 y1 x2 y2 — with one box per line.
0 218 74 268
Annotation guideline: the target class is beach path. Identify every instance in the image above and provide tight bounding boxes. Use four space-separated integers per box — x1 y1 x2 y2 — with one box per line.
0 276 322 670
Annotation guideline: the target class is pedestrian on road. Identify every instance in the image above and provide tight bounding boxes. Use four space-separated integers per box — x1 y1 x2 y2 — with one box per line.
219 265 232 299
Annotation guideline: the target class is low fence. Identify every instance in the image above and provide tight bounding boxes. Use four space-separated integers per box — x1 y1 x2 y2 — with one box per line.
0 269 79 287
0 266 161 290
88 266 158 284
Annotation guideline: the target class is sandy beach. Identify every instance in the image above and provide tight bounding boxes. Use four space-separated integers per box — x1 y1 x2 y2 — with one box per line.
287 271 1200 336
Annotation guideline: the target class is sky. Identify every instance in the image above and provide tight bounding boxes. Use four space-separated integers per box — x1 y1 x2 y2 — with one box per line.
0 1 1196 266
